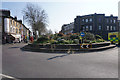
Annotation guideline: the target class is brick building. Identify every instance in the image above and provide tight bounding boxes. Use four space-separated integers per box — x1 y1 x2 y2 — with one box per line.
74 13 118 40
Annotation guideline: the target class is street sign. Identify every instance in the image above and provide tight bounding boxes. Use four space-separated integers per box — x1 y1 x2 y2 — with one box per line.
86 45 89 48
80 32 85 37
81 45 84 48
80 44 92 49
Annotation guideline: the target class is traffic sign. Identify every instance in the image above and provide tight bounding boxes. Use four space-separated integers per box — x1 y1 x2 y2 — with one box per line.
86 45 89 48
81 45 84 48
80 44 92 49
80 32 85 37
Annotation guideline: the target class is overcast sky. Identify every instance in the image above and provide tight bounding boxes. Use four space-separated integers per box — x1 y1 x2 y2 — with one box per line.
1 0 120 33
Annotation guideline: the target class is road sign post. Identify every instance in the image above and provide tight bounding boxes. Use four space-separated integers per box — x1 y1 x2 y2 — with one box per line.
80 32 85 44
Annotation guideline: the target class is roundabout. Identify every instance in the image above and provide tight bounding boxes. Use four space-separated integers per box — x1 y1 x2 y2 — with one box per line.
21 32 117 53
21 42 116 53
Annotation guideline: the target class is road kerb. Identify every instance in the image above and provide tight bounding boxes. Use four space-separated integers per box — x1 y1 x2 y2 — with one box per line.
0 74 20 80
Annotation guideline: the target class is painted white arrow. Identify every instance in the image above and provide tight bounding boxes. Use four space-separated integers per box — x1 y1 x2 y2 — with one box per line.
86 45 89 48
81 45 84 48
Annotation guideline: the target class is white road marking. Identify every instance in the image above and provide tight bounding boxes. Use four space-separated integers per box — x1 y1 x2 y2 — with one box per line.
0 74 20 80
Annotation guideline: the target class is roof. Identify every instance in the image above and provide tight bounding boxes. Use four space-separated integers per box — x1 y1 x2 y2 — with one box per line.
75 13 117 18
76 13 105 18
0 9 10 17
0 9 30 31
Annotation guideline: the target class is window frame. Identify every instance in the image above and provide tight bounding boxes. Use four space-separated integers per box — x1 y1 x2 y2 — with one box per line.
106 19 109 23
86 26 88 31
90 25 92 31
98 25 102 30
89 18 92 22
107 26 109 30
110 26 113 30
86 19 88 23
113 20 116 23
113 26 116 31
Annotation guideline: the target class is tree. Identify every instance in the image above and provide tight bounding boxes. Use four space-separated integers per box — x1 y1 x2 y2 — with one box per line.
42 29 52 36
47 29 53 35
83 32 95 41
22 3 48 39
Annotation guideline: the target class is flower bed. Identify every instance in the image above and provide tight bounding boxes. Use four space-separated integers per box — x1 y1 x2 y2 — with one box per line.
33 32 105 45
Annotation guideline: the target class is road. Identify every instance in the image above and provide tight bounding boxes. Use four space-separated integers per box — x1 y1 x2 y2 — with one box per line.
2 43 118 78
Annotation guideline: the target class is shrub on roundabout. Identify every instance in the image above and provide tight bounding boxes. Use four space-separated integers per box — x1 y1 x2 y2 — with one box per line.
33 36 49 44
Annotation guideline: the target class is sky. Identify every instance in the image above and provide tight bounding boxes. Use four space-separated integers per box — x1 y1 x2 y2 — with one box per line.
1 0 120 33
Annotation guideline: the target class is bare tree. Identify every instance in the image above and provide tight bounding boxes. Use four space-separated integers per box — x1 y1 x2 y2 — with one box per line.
22 3 48 39
45 29 53 36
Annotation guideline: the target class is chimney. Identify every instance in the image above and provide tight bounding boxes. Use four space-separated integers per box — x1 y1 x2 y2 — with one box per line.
0 9 10 16
110 14 113 17
14 16 17 20
18 20 22 24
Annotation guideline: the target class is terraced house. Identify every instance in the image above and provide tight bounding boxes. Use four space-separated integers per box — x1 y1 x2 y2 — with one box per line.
0 10 30 44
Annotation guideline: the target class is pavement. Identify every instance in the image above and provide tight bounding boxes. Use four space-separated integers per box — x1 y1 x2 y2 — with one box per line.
2 43 119 79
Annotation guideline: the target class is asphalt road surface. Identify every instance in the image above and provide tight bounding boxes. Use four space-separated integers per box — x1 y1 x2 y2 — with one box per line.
2 43 118 78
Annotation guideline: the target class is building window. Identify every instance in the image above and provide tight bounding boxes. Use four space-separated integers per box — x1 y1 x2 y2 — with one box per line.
21 25 23 30
16 29 18 33
106 19 109 23
67 27 69 30
113 26 116 31
90 18 92 22
113 20 116 23
110 19 112 23
86 19 88 22
64 27 66 31
64 27 66 30
98 18 102 22
13 28 15 33
107 26 109 30
65 27 67 30
83 27 85 31
16 23 17 27
90 25 92 31
10 20 12 25
86 26 88 31
66 27 67 30
82 19 84 22
110 26 112 30
19 25 21 28
10 27 12 33
19 29 21 34
98 25 102 30
13 21 14 25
